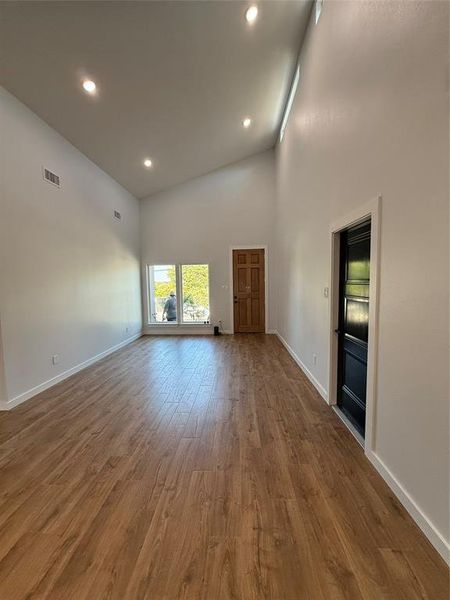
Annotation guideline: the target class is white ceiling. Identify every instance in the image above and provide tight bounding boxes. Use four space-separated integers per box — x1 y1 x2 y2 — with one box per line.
0 1 312 198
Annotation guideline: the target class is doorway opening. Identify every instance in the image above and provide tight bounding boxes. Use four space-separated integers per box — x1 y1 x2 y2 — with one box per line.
328 198 381 452
232 248 266 333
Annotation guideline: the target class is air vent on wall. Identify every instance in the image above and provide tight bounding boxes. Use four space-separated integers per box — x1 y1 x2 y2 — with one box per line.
114 210 121 220
42 167 60 188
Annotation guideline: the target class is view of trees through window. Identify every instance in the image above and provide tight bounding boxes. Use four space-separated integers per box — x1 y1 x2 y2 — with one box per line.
148 264 210 324
181 264 209 323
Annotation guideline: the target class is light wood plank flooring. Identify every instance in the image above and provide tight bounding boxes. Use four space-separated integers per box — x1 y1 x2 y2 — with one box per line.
0 335 448 599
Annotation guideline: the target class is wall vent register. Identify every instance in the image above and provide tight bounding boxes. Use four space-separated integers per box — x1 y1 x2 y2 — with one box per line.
42 167 60 188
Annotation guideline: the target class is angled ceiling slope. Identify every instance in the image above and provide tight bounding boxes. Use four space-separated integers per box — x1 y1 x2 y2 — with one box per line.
0 1 312 198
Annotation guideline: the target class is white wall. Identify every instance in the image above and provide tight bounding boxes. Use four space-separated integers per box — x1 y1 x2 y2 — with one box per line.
275 1 449 558
0 87 142 408
140 150 276 334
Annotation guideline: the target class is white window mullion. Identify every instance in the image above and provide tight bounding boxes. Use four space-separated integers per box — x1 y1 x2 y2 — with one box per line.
176 264 183 325
148 266 156 323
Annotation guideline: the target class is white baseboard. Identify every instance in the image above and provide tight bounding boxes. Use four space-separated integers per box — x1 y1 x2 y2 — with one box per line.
2 332 142 411
217 329 276 335
366 450 450 565
275 331 328 402
143 327 213 336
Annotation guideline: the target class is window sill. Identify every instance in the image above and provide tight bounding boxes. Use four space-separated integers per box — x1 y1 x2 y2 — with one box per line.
146 323 211 327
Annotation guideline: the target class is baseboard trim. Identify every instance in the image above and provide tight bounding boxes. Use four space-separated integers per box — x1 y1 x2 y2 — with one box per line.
275 331 328 402
3 333 142 411
143 327 213 336
367 450 450 565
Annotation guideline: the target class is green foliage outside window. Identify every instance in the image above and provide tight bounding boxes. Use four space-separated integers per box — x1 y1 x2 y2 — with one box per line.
154 265 176 299
181 265 209 308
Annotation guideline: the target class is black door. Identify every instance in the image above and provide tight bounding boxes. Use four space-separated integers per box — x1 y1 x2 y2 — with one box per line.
337 219 371 437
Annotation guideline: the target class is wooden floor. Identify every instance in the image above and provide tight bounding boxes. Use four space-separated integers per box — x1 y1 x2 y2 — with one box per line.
0 335 448 600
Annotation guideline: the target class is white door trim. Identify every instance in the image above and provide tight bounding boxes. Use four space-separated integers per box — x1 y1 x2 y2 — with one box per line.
229 245 269 335
327 196 381 455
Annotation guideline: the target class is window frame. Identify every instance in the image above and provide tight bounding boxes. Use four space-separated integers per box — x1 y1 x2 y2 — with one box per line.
146 263 211 328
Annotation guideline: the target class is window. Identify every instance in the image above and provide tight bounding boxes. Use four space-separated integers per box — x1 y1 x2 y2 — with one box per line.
148 265 177 323
315 0 323 24
147 264 210 325
181 264 210 324
279 66 299 143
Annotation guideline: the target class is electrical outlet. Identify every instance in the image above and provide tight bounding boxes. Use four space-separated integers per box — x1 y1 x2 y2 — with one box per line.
125 326 129 334
313 354 317 366
52 354 59 365
324 287 329 298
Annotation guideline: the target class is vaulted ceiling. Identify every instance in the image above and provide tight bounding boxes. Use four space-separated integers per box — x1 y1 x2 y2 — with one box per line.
0 1 312 198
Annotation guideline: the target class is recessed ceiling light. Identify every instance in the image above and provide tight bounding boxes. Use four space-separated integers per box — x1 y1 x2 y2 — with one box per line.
245 5 258 24
82 79 96 94
143 158 153 168
242 117 252 128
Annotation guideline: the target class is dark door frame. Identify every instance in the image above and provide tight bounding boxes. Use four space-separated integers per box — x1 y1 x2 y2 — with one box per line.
229 245 268 334
328 197 381 453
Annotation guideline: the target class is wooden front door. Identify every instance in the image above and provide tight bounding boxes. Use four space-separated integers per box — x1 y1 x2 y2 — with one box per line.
233 248 265 333
337 219 371 437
